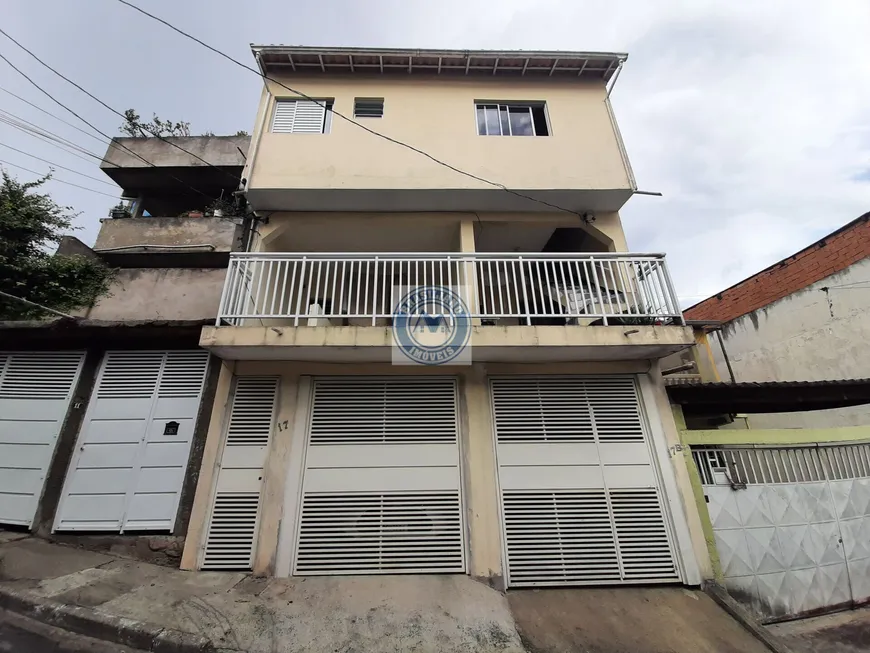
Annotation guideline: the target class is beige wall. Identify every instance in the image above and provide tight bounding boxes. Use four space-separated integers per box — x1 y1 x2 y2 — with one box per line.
183 359 705 585
75 268 227 322
248 76 632 193
256 211 628 254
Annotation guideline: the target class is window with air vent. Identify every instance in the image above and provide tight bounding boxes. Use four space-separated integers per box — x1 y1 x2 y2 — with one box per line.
353 98 384 118
476 102 549 136
271 99 333 133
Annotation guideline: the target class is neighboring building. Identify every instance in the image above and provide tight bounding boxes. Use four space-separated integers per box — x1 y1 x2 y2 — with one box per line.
0 136 249 561
684 213 870 428
177 46 710 590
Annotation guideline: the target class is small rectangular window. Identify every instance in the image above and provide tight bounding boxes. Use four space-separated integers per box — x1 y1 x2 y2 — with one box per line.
354 98 384 118
271 99 333 133
475 102 549 136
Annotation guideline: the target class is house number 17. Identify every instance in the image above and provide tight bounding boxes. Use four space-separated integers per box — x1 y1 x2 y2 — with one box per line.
276 420 289 432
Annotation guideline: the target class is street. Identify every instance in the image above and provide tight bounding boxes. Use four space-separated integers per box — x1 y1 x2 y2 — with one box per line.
0 609 144 653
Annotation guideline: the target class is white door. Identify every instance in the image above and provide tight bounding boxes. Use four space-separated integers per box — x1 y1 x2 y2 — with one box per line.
54 351 209 532
289 377 465 575
491 376 680 587
0 351 85 527
201 376 279 570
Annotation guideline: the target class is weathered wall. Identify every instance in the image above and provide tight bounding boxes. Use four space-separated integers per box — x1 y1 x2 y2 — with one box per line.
75 268 227 322
249 76 631 193
711 257 870 427
94 217 243 252
101 135 250 169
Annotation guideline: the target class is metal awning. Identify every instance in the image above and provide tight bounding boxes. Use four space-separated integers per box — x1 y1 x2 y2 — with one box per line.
252 46 626 84
667 379 870 415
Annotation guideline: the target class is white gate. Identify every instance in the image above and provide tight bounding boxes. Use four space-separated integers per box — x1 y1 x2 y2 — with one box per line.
0 351 85 527
290 377 465 576
54 351 209 532
200 376 279 570
491 376 680 587
694 443 870 619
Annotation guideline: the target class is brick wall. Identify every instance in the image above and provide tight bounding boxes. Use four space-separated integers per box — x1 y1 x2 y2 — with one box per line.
684 213 870 323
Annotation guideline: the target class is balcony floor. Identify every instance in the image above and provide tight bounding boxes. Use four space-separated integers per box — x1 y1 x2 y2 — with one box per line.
200 324 694 362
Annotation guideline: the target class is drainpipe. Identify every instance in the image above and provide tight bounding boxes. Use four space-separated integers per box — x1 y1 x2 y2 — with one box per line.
715 329 736 383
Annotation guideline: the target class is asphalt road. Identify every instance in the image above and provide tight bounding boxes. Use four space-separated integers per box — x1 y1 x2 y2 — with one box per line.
0 609 145 653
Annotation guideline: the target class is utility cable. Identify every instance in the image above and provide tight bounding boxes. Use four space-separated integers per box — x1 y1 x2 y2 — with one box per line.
0 49 214 201
0 27 241 186
0 85 107 143
0 108 105 158
0 158 120 198
113 0 590 218
0 142 119 186
0 118 111 166
0 290 76 319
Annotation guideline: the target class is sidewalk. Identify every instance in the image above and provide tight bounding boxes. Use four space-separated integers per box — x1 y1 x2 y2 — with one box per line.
0 532 781 653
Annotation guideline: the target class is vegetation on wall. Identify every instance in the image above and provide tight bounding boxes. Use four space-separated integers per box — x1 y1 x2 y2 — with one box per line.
119 109 249 138
0 171 114 320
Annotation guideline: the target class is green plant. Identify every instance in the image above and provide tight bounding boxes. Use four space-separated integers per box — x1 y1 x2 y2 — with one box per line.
206 197 236 217
0 171 115 319
120 109 191 138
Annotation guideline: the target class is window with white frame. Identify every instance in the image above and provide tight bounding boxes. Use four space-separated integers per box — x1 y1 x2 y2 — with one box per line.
271 99 333 133
475 103 549 136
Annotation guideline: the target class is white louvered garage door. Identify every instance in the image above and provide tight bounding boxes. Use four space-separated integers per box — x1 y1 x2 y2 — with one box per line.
0 351 85 527
292 377 465 575
201 377 278 570
492 376 680 587
54 351 209 532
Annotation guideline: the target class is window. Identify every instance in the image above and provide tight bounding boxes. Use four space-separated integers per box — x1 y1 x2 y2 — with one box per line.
271 99 333 133
475 103 549 136
354 98 384 118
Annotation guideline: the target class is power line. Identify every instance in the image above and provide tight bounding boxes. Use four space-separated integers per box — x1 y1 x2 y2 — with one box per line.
0 158 120 198
0 27 241 186
0 47 213 201
0 117 110 166
0 142 119 186
114 0 589 218
0 290 75 319
0 85 107 144
0 108 109 159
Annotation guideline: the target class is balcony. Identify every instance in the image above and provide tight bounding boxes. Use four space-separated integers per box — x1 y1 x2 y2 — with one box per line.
202 252 693 362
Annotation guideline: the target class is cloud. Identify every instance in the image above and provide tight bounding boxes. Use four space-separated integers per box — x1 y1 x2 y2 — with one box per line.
2 0 868 304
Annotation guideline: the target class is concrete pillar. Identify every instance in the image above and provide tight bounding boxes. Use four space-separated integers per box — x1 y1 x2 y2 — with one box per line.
180 360 235 570
252 374 300 575
457 217 481 326
460 364 504 587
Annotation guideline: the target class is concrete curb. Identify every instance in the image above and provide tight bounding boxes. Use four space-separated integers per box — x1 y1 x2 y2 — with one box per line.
703 582 794 653
0 584 214 653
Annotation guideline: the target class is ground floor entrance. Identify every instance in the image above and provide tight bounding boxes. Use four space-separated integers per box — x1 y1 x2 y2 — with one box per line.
191 363 700 587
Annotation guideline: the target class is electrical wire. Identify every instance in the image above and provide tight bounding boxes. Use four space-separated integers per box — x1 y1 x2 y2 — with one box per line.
0 27 241 186
0 142 119 186
0 108 105 158
0 49 214 200
0 118 111 166
0 85 107 144
113 0 590 218
0 158 120 198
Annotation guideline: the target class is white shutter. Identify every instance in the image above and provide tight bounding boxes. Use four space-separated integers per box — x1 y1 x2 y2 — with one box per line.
492 376 679 587
271 100 326 133
201 377 278 570
0 351 85 527
54 351 209 532
292 377 465 575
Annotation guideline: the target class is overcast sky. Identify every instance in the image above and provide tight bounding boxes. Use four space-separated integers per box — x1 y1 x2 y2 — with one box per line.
2 0 869 304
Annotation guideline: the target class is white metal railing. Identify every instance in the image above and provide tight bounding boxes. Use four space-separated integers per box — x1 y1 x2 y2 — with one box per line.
216 252 685 327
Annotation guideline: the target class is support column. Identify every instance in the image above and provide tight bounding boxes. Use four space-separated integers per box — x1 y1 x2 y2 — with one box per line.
460 364 504 587
457 217 481 325
180 359 235 570
252 373 300 575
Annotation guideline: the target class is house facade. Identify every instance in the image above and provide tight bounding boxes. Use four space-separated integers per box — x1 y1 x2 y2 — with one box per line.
684 213 870 428
0 136 249 561
177 47 710 589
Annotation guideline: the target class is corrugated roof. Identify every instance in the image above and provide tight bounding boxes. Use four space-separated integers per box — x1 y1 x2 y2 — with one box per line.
251 46 626 84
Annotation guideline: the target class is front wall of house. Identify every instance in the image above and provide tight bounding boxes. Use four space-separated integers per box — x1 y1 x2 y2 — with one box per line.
182 360 709 586
712 258 870 428
248 76 632 193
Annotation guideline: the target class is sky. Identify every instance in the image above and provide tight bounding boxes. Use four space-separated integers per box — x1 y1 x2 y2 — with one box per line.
2 0 869 306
